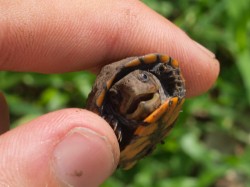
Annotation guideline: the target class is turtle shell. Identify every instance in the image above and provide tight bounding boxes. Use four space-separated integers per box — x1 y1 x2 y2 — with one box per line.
86 53 186 169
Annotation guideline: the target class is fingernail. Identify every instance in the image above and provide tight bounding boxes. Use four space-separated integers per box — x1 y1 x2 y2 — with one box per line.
53 127 116 187
193 40 215 58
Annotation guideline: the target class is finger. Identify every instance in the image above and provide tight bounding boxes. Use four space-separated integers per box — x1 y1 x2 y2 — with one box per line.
0 92 9 134
0 109 119 187
0 0 219 97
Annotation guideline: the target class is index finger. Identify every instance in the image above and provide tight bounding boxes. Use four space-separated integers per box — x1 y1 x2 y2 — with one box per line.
0 0 219 97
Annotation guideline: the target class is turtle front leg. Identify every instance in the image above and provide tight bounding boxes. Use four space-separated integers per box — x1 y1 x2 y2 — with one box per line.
103 115 122 143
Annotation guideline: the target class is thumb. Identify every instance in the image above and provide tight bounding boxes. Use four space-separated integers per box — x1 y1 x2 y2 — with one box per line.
0 109 119 187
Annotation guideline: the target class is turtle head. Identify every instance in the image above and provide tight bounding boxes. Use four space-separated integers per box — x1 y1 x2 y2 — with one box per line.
108 70 162 121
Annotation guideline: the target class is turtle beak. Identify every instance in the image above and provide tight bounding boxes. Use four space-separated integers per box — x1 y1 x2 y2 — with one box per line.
126 92 161 121
118 85 158 115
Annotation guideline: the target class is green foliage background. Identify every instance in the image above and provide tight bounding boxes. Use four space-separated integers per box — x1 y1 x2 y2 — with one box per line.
1 0 250 186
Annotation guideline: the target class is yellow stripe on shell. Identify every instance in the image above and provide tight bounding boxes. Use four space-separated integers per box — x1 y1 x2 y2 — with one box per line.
133 99 170 136
163 98 185 127
96 75 116 107
160 54 170 63
161 97 179 126
106 75 116 90
121 136 149 160
120 136 151 169
144 99 171 123
134 97 182 137
160 98 185 137
134 121 158 137
170 58 179 68
96 89 106 107
124 58 141 68
142 54 157 64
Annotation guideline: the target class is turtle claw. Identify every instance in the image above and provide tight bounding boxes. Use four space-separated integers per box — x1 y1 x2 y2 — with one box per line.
104 115 123 143
112 119 122 142
111 118 118 131
116 129 122 142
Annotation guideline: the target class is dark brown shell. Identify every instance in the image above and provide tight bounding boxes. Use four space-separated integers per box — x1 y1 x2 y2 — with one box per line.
86 54 185 169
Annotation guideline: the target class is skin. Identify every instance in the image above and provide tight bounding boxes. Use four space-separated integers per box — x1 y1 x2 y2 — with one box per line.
0 0 219 187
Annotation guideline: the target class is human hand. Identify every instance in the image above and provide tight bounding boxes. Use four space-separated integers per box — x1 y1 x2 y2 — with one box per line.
0 0 219 186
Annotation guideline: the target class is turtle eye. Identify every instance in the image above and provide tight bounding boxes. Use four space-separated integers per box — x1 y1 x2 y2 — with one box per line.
138 72 149 82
